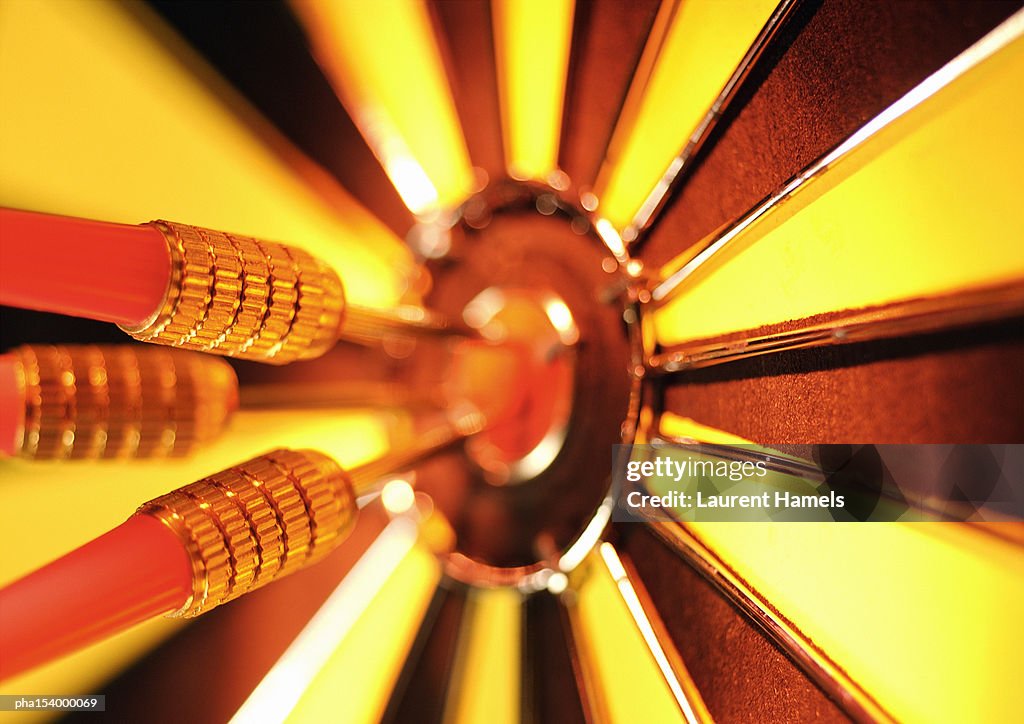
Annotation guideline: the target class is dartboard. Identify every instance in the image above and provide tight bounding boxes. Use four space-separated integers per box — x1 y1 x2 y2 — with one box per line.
0 1 1022 723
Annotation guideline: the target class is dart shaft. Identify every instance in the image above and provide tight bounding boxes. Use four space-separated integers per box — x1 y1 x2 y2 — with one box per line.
347 407 487 491
0 208 172 326
0 515 192 681
341 304 479 345
238 380 445 411
0 355 22 457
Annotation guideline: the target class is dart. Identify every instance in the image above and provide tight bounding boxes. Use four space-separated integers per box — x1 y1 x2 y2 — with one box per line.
0 208 474 365
0 407 484 680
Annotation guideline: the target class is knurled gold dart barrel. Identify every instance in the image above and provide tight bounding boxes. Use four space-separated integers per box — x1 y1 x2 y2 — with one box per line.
138 448 355 616
4 344 237 460
121 219 473 363
138 406 485 617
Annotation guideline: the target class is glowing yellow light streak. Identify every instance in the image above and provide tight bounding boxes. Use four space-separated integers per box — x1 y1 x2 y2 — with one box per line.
684 522 1024 723
656 414 1024 722
594 0 780 232
291 0 475 215
659 413 755 445
493 0 575 181
230 516 437 724
598 544 708 723
443 587 522 724
0 0 409 310
654 16 1024 345
566 550 690 723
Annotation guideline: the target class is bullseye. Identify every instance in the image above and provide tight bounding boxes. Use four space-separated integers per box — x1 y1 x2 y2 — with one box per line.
410 182 640 582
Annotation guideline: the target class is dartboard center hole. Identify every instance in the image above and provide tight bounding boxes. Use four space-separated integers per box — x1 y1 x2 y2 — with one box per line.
448 288 578 486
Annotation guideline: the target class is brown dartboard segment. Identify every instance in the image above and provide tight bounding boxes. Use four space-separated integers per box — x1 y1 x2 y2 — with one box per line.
638 0 1020 265
560 0 662 189
616 524 851 723
382 582 468 724
523 591 589 724
428 0 505 181
661 317 1024 444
